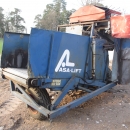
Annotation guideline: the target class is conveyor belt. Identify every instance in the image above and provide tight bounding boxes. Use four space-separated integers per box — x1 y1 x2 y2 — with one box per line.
1 68 28 88
2 68 28 79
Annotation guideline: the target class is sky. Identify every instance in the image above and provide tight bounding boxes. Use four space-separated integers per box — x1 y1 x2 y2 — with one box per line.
0 0 130 33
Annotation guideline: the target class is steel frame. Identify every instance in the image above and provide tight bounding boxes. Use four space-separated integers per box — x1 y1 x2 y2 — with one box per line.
57 19 109 31
10 78 117 119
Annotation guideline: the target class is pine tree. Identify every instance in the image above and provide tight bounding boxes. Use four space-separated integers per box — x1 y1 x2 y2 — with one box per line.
10 8 25 33
34 0 75 30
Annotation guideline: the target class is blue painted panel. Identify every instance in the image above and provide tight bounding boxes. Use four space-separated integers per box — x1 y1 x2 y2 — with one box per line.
1 32 29 68
45 79 69 88
118 38 130 84
48 32 90 78
28 28 52 77
85 39 92 79
121 39 130 49
94 38 108 81
29 28 90 79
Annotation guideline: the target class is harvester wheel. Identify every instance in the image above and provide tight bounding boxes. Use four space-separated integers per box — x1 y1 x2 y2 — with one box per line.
26 88 51 120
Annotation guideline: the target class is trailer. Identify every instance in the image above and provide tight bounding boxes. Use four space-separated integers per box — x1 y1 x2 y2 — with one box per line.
1 5 130 120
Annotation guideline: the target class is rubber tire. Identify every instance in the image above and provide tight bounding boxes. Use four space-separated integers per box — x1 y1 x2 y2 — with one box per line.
27 88 51 120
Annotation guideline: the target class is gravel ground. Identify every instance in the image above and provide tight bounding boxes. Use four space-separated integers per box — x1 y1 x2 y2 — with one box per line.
0 77 130 130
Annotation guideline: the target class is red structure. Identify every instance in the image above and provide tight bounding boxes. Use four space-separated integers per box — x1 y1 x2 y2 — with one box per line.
69 5 121 23
111 15 130 38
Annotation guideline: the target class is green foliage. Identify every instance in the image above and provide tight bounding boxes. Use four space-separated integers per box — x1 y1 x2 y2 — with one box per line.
0 7 4 37
5 8 25 33
0 7 26 35
34 14 42 29
4 12 10 32
0 38 3 54
34 0 75 30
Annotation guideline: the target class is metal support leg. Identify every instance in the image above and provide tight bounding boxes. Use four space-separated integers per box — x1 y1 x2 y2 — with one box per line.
10 81 50 117
49 81 117 119
51 77 78 110
10 80 15 92
78 86 92 93
9 80 117 119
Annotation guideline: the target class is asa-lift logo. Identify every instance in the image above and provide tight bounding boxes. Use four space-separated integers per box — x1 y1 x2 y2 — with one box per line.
55 49 82 73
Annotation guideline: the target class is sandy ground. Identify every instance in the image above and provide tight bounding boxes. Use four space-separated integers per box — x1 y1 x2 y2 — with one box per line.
0 77 130 130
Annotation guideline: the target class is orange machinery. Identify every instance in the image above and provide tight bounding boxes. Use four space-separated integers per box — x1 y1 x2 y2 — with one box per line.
69 5 121 23
69 5 130 39
111 15 130 38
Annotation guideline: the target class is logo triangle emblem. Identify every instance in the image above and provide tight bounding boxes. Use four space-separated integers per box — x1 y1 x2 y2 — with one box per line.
55 49 75 72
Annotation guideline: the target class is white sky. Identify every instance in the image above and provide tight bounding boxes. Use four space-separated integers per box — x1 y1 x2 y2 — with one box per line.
0 0 130 33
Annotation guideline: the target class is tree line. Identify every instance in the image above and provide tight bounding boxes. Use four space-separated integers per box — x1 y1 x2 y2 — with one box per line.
0 7 25 37
34 0 76 30
0 0 104 37
80 0 103 6
0 0 75 37
33 0 104 30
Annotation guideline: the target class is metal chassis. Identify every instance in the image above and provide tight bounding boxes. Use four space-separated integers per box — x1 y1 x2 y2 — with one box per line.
10 77 117 119
57 19 110 32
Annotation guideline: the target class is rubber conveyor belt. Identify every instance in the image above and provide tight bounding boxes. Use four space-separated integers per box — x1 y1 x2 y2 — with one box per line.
1 68 28 88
